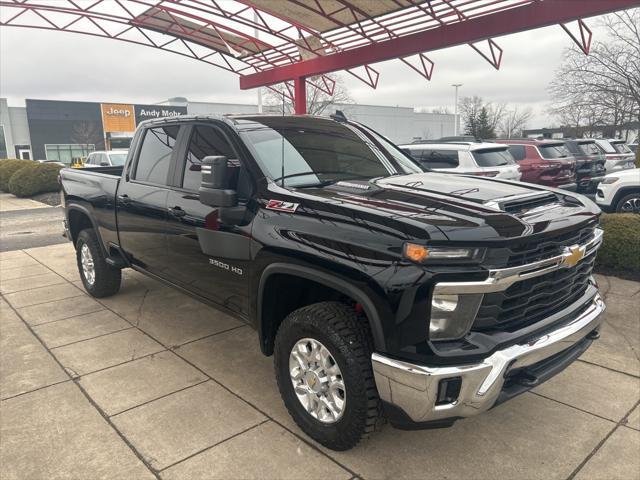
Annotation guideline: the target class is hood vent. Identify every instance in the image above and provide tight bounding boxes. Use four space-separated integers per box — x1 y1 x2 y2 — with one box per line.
484 192 559 214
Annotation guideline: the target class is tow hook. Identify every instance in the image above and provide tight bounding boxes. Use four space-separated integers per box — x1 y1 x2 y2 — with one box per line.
586 330 600 340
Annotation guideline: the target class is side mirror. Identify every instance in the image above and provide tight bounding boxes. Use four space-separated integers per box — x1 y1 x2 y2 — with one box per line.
199 156 237 208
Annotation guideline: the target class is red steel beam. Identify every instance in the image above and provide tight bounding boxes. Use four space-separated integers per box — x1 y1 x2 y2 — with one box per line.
240 0 639 89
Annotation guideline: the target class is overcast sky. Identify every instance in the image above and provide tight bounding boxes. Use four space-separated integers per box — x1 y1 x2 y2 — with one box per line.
0 14 614 128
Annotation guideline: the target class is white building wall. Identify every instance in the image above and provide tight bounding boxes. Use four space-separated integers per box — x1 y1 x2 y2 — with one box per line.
0 99 31 158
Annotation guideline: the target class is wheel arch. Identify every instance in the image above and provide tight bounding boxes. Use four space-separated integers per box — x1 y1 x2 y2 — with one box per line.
612 185 640 210
257 263 386 356
66 203 106 253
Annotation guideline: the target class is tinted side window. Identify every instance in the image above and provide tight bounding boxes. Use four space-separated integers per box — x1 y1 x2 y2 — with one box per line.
183 125 235 192
135 126 179 185
508 145 526 161
420 149 459 168
472 148 515 166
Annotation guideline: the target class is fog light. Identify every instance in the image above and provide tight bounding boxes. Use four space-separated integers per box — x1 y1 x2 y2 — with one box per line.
436 377 462 405
430 293 483 341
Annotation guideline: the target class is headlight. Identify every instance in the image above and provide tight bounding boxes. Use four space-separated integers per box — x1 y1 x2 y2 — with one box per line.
429 292 483 341
403 243 484 264
600 177 619 184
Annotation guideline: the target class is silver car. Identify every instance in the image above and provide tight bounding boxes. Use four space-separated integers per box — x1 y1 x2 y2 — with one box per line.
400 142 522 181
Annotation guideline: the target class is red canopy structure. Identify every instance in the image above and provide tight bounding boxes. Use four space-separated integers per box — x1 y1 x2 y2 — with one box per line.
1 0 638 113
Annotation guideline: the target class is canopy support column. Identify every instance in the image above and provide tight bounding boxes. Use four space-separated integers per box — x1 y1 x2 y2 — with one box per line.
294 76 307 114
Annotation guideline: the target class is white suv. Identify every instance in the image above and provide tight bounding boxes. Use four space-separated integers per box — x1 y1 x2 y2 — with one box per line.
594 139 635 173
400 142 521 181
596 168 640 213
85 151 129 167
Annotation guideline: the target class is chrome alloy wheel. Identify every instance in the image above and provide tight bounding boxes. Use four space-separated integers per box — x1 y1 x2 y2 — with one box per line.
289 338 346 423
80 243 96 286
621 196 640 214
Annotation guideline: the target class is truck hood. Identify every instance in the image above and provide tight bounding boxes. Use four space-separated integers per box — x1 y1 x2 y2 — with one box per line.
284 172 599 243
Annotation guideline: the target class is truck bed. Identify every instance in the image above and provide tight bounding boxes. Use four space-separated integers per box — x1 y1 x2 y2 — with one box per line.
60 166 124 249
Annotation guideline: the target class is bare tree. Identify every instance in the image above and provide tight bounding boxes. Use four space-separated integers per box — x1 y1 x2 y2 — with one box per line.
549 9 640 140
265 73 353 115
498 106 534 138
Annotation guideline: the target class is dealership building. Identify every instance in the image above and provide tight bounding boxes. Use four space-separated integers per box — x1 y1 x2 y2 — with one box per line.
0 97 455 163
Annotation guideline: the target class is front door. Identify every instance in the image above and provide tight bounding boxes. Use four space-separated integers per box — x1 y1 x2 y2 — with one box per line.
165 123 253 316
116 124 180 277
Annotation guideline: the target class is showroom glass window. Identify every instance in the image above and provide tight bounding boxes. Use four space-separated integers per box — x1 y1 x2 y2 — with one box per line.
45 144 95 164
134 126 179 185
182 125 235 192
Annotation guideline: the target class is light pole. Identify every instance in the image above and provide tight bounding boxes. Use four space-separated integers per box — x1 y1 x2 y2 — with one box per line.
452 84 462 136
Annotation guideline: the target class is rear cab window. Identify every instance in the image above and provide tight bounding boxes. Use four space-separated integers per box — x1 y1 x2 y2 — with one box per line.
134 125 180 185
471 148 515 167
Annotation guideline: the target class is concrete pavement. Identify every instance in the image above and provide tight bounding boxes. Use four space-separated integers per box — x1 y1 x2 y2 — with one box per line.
1 242 639 480
0 193 66 252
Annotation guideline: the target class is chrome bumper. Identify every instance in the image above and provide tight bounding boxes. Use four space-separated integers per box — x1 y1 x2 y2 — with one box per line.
372 293 605 423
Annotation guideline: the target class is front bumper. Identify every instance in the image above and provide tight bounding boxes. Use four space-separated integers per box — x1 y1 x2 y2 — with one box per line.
372 292 605 427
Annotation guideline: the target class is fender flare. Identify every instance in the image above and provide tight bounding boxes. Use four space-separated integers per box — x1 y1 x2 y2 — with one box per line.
66 202 107 254
257 262 386 355
611 185 640 209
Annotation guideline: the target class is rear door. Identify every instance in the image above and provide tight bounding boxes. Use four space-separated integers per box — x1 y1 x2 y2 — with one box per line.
116 124 180 277
164 122 254 316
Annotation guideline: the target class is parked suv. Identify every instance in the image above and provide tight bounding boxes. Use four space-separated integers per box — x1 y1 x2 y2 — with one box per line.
563 139 607 193
594 139 636 174
61 115 604 450
596 168 640 213
399 142 521 180
497 139 576 190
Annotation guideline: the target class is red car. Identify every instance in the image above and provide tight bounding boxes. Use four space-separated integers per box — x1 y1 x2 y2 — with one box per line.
498 139 577 190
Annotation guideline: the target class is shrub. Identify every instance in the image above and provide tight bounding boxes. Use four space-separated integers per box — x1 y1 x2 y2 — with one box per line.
596 213 640 273
0 159 29 191
7 162 62 197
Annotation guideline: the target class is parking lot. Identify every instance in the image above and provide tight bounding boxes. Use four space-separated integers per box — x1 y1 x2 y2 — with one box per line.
0 237 638 480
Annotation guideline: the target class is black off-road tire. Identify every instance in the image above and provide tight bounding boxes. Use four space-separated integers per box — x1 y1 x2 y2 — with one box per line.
76 229 121 298
274 301 382 451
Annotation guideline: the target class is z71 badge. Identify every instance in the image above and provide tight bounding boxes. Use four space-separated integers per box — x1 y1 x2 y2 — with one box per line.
266 200 299 213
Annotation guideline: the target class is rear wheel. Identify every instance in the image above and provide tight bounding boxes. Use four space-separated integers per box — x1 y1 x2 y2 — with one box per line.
274 301 381 451
76 229 121 297
615 193 640 214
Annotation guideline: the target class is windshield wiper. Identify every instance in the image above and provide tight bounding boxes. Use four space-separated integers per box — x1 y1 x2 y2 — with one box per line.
273 171 373 187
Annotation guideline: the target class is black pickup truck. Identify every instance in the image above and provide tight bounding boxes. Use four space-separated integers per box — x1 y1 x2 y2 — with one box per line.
60 114 605 450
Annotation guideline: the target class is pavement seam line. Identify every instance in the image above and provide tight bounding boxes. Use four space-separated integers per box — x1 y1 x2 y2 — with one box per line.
0 278 69 295
20 306 108 328
529 391 621 425
108 378 211 417
0 378 72 402
576 358 640 379
46 325 136 350
55 347 168 379
3 272 163 480
157 418 271 473
565 398 640 480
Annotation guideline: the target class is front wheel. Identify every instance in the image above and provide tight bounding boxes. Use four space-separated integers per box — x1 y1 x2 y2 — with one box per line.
615 193 640 214
274 301 381 451
76 229 121 298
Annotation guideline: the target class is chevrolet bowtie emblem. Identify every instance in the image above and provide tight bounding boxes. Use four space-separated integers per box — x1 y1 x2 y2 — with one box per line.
561 245 586 268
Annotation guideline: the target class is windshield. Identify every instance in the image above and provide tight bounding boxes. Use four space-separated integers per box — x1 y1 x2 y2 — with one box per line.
472 148 515 166
239 117 416 187
108 153 128 166
611 142 632 154
538 144 570 159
